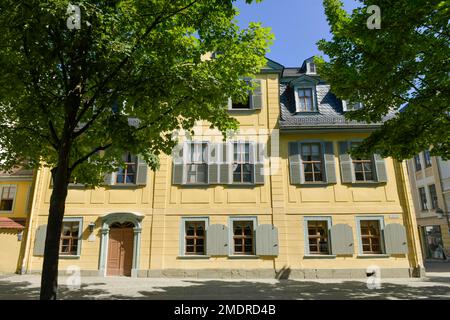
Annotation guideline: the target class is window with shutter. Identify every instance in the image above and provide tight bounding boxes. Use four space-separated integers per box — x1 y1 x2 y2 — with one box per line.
60 220 81 256
186 142 208 184
232 142 253 184
116 152 138 185
0 185 16 212
356 217 385 255
350 142 374 182
228 79 262 110
301 143 323 182
229 217 257 256
180 217 209 257
304 217 332 255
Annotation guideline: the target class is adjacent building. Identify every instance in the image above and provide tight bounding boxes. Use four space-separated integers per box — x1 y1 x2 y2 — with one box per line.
406 151 450 260
0 168 35 273
13 57 425 279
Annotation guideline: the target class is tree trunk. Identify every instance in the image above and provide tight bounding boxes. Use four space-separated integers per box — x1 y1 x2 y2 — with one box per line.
40 148 71 300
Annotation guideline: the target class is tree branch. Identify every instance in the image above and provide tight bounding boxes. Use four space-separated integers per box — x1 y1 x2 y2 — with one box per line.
69 143 113 172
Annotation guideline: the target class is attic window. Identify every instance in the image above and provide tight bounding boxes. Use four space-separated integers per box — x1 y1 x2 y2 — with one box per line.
295 87 317 112
342 100 363 112
307 62 316 74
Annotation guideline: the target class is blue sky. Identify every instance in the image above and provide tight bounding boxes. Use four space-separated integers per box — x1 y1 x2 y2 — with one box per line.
235 0 360 67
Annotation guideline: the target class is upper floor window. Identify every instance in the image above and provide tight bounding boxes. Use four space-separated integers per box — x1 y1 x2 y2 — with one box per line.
414 154 422 171
428 184 438 210
233 142 252 183
186 142 208 184
307 62 316 74
418 187 428 211
295 88 315 112
301 143 323 182
0 186 16 212
228 79 262 110
350 142 374 182
424 150 432 168
116 152 138 184
342 101 363 112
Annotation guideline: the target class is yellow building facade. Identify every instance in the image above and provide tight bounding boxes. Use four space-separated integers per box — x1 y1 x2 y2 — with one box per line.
0 168 34 273
20 58 424 279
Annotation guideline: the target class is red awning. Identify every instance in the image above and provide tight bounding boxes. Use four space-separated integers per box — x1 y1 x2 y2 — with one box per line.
0 217 26 229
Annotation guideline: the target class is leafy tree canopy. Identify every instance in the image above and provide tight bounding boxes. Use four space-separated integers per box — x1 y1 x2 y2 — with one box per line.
0 0 273 184
317 0 449 160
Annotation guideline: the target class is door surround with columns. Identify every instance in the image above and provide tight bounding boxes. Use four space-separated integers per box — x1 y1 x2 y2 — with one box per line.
98 212 143 277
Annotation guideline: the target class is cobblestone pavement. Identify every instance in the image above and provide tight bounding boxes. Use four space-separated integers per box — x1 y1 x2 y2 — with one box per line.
1 271 449 300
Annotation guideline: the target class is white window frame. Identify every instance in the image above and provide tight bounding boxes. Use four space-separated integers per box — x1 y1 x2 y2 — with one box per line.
0 184 17 213
294 86 317 113
179 217 209 257
342 100 363 112
185 142 209 185
355 216 386 255
348 140 376 183
232 141 254 184
303 216 333 256
114 152 139 185
418 186 429 211
228 216 258 257
60 217 83 258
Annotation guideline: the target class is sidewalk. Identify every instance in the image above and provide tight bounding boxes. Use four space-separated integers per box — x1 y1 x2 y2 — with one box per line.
1 272 449 300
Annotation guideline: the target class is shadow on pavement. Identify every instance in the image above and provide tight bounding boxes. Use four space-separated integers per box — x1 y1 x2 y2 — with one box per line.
1 276 449 300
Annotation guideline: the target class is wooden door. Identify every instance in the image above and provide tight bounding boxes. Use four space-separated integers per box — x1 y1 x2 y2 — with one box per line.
107 226 134 276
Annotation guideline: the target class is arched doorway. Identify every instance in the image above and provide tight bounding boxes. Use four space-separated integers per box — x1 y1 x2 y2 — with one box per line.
98 213 143 277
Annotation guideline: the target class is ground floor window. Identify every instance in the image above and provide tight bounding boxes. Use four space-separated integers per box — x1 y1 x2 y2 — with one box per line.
421 225 446 260
305 218 331 255
358 218 383 254
60 218 83 256
185 221 206 255
180 217 208 256
232 219 255 255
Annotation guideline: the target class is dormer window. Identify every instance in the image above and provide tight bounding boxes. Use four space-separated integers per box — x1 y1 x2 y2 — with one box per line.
294 87 317 112
307 62 316 74
342 100 363 112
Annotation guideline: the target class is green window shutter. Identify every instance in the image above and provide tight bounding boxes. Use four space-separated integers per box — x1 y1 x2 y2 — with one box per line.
172 143 185 185
219 143 231 184
255 224 279 256
384 223 408 255
136 156 148 185
322 142 337 183
339 141 354 183
254 142 265 184
208 143 219 184
330 224 354 255
250 79 263 109
289 142 303 184
373 154 388 183
206 224 229 256
33 225 47 256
